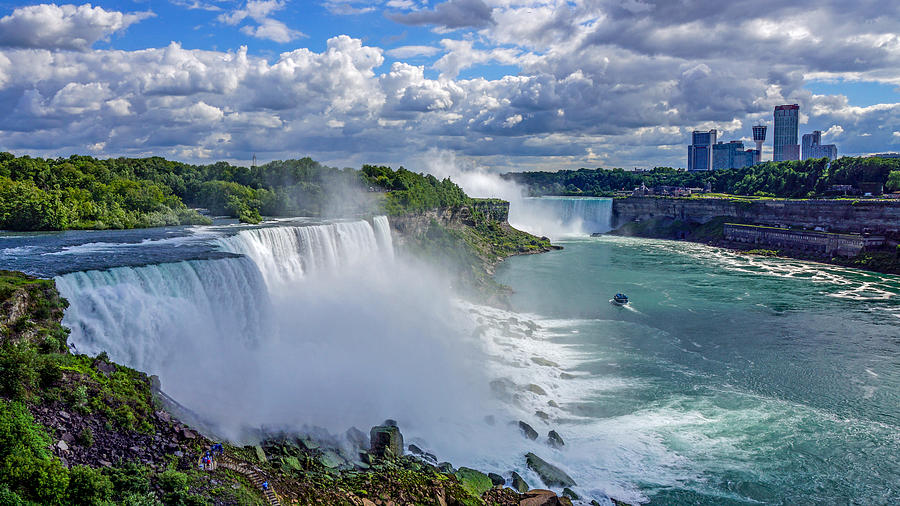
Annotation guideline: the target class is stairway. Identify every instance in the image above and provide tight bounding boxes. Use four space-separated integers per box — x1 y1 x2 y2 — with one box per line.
218 455 281 505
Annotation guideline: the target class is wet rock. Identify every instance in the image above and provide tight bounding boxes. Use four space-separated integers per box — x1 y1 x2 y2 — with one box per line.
531 357 559 367
382 419 398 427
547 400 559 408
547 431 565 449
562 488 578 500
93 358 116 376
370 425 403 459
488 472 505 487
519 489 559 506
254 445 267 463
408 443 425 456
345 427 368 450
535 411 550 421
438 462 455 473
519 421 539 440
559 497 574 506
455 467 493 497
526 384 548 396
525 452 576 488
318 450 344 469
510 471 530 493
559 373 577 380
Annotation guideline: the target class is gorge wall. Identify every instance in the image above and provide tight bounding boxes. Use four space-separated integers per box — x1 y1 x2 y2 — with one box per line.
612 197 900 236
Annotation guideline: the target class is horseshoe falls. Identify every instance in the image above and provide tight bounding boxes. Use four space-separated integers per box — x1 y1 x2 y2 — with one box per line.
508 197 612 239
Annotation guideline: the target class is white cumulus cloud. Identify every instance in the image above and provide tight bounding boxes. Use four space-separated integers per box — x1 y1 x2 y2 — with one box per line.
0 3 152 51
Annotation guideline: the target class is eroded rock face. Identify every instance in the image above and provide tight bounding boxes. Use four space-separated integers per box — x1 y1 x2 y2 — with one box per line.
370 424 403 459
525 452 576 488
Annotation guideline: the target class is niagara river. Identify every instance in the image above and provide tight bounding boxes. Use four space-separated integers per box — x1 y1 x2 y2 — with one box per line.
2 201 898 504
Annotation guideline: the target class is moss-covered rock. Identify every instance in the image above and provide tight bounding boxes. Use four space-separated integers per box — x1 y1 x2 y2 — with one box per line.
455 467 493 498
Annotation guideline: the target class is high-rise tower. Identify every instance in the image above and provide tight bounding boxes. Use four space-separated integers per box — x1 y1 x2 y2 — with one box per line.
688 129 717 170
773 105 799 161
752 124 767 157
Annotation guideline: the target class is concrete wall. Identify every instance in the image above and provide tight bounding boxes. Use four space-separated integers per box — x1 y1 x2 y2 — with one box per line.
612 197 900 235
724 224 884 256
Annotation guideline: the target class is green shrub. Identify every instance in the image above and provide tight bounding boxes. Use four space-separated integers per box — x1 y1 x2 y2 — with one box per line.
66 466 113 506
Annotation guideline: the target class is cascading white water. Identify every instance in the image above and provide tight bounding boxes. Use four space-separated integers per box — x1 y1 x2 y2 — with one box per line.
509 197 612 239
56 257 272 373
54 217 495 445
215 219 391 289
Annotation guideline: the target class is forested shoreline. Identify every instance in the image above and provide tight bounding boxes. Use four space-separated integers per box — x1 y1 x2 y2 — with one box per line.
504 157 900 198
0 153 469 231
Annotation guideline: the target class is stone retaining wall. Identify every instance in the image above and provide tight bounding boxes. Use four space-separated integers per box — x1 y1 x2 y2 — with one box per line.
612 197 900 235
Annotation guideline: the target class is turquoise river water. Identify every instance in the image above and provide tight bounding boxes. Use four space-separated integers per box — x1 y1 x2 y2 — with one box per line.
495 235 900 504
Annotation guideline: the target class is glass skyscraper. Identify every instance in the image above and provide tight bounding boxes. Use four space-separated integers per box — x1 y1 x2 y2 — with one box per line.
688 129 717 170
773 104 799 161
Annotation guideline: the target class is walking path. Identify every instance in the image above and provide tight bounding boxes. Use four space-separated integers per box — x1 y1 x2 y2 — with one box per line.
201 448 281 505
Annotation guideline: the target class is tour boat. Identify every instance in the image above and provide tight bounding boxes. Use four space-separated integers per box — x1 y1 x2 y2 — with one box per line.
612 293 629 305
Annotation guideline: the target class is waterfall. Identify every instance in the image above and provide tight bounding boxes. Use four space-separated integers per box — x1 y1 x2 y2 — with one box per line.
215 218 393 289
56 257 272 374
54 215 490 441
509 197 612 238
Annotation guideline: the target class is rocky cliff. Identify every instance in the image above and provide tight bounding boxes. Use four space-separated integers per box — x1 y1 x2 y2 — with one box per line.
612 197 900 237
387 200 556 304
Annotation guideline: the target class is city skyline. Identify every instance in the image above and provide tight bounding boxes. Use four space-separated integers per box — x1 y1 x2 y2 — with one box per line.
0 1 898 172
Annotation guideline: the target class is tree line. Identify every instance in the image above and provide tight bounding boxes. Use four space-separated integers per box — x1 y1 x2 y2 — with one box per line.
0 153 470 231
503 157 900 198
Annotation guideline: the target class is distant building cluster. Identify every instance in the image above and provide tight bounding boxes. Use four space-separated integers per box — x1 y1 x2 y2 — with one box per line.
688 104 839 171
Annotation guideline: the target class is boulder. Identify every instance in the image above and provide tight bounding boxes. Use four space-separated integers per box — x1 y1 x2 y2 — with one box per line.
530 357 559 368
438 462 454 473
535 411 550 421
510 471 530 493
345 427 368 450
562 487 578 500
488 472 505 486
369 425 403 459
526 384 548 396
408 443 425 456
525 452 576 488
559 498 574 506
547 431 565 449
318 450 344 469
518 421 538 440
519 489 559 506
254 445 267 463
455 467 493 498
547 400 560 408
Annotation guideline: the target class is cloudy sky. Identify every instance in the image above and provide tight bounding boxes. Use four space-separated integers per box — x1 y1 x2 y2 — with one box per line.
0 0 898 172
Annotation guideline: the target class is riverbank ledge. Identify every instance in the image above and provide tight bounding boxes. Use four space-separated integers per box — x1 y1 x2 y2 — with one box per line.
609 197 900 274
